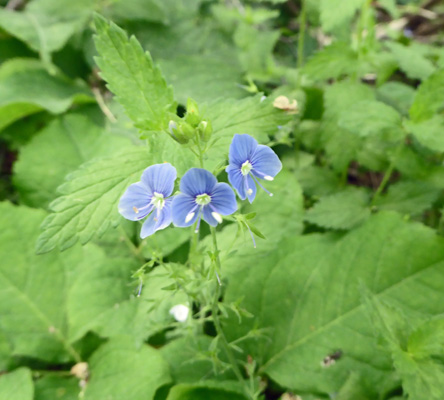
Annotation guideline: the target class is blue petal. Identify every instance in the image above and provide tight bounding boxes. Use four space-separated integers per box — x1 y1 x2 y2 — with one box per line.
203 206 218 226
172 193 198 227
141 163 177 197
140 198 173 238
251 145 282 179
227 169 256 203
118 182 153 221
228 134 258 166
210 183 238 215
245 175 257 203
179 168 217 197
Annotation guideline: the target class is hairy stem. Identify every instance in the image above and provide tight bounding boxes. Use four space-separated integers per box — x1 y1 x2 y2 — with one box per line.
210 227 252 397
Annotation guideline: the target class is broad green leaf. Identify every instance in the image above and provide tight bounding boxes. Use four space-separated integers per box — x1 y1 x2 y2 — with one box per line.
305 188 371 230
0 331 11 371
364 295 444 400
410 69 444 123
34 376 79 400
166 381 247 400
93 15 176 131
405 116 444 153
294 165 341 197
0 0 93 64
140 225 190 259
36 147 151 253
376 82 415 116
0 368 33 400
202 95 291 171
68 262 186 343
0 202 102 362
338 100 402 138
385 42 435 81
223 212 444 394
0 59 93 132
320 0 365 32
132 17 244 103
84 337 171 400
14 113 133 208
303 42 358 81
107 0 169 24
373 180 440 215
322 81 374 170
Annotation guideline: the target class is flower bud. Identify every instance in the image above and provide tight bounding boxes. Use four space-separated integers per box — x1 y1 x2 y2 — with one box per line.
198 120 212 142
168 120 189 144
185 98 201 126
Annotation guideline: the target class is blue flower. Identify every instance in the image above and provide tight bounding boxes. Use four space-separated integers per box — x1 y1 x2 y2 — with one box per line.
118 163 177 238
172 168 237 232
226 134 282 203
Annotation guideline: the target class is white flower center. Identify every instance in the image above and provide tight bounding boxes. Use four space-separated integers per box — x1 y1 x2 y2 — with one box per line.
151 192 165 209
195 193 211 205
241 160 253 176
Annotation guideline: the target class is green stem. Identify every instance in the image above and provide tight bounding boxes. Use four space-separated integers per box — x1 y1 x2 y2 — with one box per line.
210 227 249 393
371 141 404 206
195 132 204 168
297 0 306 71
119 225 145 263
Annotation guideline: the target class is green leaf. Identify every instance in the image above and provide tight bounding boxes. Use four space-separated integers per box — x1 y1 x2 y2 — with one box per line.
34 376 79 400
305 188 371 230
108 0 169 24
68 263 186 343
376 82 416 116
0 368 33 400
35 146 151 254
294 165 341 197
0 0 93 64
84 337 171 400
0 59 93 132
320 0 365 32
93 15 176 131
338 100 402 138
14 113 133 208
304 42 358 81
0 202 100 362
373 180 440 215
405 116 444 153
223 212 444 394
166 381 247 400
410 69 444 123
385 42 436 81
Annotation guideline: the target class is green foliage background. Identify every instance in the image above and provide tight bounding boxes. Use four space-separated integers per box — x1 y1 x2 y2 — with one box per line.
0 0 444 399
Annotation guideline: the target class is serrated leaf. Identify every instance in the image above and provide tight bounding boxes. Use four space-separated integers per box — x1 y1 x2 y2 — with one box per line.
93 15 176 131
295 165 341 197
14 113 133 208
405 116 444 153
0 368 33 400
410 69 444 123
385 42 436 81
84 337 171 400
36 147 151 254
320 0 365 32
223 212 444 394
305 188 371 230
304 42 358 81
0 202 102 362
0 0 93 64
373 180 440 215
338 100 402 138
0 59 93 132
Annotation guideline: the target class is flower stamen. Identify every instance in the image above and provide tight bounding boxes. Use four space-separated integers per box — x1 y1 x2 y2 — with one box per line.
251 174 273 197
241 160 253 176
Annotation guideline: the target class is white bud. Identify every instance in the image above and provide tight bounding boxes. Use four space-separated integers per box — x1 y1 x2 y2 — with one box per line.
169 304 189 322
